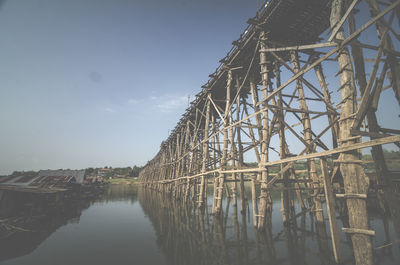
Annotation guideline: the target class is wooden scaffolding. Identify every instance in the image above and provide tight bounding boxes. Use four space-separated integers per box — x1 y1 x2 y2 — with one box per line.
139 1 400 264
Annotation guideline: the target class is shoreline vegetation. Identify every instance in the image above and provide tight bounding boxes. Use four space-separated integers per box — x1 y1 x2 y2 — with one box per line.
106 178 139 185
1 165 144 185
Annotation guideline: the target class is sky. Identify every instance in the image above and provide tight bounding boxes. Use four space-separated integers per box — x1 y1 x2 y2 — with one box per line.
0 0 262 174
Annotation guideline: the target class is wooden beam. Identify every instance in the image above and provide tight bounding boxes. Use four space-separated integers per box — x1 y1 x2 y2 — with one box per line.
259 42 337 52
342 228 376 236
257 1 400 106
328 0 360 42
261 135 400 167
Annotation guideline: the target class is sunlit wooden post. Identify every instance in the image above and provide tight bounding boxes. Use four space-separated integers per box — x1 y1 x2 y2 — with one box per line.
198 96 210 209
257 30 271 230
331 1 373 264
213 70 232 215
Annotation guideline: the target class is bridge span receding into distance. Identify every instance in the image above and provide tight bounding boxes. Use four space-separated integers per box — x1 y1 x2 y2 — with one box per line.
139 1 400 265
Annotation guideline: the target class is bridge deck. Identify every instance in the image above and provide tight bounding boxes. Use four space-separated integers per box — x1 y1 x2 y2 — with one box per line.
170 0 332 139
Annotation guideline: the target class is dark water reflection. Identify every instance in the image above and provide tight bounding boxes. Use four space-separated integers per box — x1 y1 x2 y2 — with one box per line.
0 184 399 265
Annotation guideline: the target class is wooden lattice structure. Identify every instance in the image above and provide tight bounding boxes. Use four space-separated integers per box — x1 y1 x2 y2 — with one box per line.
139 1 400 264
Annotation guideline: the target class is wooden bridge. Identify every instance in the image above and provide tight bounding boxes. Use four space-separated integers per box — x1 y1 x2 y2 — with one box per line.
139 1 400 264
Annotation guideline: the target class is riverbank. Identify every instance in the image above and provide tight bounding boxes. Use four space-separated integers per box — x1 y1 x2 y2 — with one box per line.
106 178 139 185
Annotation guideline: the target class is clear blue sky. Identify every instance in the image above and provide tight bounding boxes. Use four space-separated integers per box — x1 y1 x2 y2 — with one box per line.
0 0 262 174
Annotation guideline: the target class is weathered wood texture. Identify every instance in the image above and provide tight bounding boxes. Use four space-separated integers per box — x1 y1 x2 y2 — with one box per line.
139 1 400 265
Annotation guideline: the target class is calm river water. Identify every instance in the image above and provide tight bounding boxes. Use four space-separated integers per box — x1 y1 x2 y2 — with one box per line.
0 184 399 265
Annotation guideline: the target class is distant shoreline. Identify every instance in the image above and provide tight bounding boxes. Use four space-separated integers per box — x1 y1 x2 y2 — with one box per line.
106 178 139 185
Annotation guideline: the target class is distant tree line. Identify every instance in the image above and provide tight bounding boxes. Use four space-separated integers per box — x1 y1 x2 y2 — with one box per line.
8 165 144 178
84 165 144 178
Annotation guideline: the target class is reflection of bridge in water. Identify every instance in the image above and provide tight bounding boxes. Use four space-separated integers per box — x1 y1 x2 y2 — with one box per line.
0 184 137 263
0 190 97 262
139 1 400 264
138 187 398 265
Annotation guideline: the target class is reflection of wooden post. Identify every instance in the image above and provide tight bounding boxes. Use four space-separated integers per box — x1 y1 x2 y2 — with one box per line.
213 215 229 265
232 201 241 262
241 205 249 263
331 1 373 264
320 157 341 263
198 207 208 256
259 210 276 264
316 220 334 265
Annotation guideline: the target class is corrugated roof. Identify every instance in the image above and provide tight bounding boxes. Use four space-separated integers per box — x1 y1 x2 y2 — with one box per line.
38 169 86 183
0 169 87 193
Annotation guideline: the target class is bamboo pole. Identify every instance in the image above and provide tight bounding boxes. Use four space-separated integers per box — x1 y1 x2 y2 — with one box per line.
236 94 247 214
314 64 339 149
290 50 324 224
274 61 290 225
366 0 400 104
257 31 271 230
213 70 232 215
229 77 238 206
320 157 342 263
198 97 211 208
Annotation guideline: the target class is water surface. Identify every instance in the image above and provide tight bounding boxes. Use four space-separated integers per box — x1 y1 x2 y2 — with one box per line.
0 184 399 265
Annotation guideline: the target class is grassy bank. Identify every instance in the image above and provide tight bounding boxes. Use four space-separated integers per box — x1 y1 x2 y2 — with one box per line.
106 178 139 185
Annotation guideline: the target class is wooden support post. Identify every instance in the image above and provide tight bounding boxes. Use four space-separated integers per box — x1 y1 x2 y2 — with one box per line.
212 114 219 212
229 78 238 207
366 0 400 105
248 83 262 227
236 94 247 214
361 1 400 241
290 50 324 224
314 64 339 149
213 70 232 215
257 31 271 230
331 1 374 264
348 9 391 214
274 62 290 225
198 97 211 208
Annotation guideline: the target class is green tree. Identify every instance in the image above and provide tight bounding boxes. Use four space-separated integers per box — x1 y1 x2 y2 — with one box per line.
131 165 143 178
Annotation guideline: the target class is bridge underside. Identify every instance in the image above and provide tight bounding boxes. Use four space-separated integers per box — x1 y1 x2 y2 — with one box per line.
139 1 400 265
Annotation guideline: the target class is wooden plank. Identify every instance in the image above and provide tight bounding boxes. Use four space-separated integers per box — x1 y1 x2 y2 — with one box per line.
259 42 337 52
336 193 367 199
342 228 376 236
350 129 391 138
261 135 400 167
267 104 332 115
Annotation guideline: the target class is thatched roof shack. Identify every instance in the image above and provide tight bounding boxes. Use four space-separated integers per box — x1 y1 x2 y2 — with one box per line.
0 169 86 193
38 169 86 184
